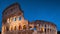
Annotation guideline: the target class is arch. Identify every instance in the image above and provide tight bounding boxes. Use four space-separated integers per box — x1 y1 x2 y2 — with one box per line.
19 25 22 30
45 24 46 27
11 27 13 31
19 16 21 20
40 27 44 33
45 28 46 34
13 17 16 21
23 25 26 29
6 26 9 31
14 26 16 30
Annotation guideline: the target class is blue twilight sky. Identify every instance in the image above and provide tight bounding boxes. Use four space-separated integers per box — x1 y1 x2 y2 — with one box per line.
0 0 60 31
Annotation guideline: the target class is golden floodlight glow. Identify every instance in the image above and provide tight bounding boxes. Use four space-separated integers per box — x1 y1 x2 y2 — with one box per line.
2 3 57 34
40 27 44 32
23 25 26 29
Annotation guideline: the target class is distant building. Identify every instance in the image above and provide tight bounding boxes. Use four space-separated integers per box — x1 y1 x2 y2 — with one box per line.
2 3 57 34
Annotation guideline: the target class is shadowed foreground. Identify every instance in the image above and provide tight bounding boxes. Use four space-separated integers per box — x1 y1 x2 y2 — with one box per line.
0 31 60 34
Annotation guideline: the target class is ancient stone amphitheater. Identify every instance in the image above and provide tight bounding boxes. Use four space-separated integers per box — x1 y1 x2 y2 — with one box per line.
1 3 57 34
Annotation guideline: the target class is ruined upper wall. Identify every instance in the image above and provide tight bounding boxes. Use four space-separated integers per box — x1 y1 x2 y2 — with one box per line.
29 20 56 28
2 3 24 23
2 3 23 18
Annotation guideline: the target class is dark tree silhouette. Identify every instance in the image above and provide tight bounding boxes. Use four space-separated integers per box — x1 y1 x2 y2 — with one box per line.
58 31 60 34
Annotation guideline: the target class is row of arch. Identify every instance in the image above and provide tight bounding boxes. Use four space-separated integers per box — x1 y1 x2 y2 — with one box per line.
2 24 56 33
29 25 56 33
2 25 26 32
7 16 22 23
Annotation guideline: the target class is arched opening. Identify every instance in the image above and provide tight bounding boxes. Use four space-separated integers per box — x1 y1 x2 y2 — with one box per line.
45 24 46 27
14 26 16 30
11 27 13 31
19 16 21 20
19 25 21 30
6 27 9 31
13 18 16 21
45 28 46 34
40 27 44 33
23 25 26 30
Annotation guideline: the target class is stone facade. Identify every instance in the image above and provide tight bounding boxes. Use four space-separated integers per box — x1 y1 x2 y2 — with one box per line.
1 3 57 34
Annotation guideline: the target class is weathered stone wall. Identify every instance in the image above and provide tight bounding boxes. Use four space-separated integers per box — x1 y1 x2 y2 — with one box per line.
4 30 57 34
5 30 34 34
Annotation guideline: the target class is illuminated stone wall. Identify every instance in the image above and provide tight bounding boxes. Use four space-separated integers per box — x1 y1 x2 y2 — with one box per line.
28 20 57 34
2 3 28 34
2 3 57 34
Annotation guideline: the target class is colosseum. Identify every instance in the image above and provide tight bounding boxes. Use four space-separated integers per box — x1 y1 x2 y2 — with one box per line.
1 3 57 34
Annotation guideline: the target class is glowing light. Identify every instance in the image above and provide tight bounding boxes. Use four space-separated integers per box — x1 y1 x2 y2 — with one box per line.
40 27 44 33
